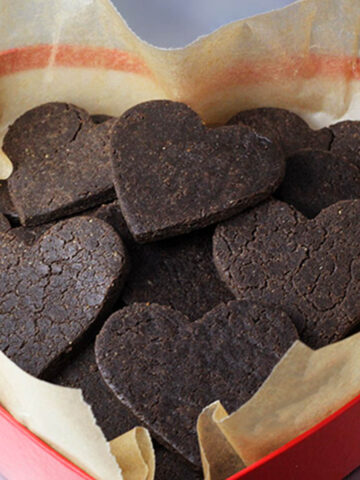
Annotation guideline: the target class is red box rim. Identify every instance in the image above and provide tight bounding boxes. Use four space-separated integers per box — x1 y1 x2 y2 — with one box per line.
1 392 360 479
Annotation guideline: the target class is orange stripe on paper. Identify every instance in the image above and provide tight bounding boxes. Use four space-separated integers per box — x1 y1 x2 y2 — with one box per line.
0 45 359 87
208 54 360 93
0 44 151 76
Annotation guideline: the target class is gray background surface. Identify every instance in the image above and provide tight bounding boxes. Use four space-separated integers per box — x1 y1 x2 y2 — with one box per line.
112 0 297 48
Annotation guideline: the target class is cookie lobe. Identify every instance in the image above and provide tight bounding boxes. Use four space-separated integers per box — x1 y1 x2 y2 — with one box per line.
4 103 116 226
0 216 128 376
228 107 332 156
214 199 360 347
277 149 360 217
111 100 285 242
95 301 297 467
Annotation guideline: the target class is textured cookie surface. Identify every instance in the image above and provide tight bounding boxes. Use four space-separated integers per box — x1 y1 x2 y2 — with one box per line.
95 301 298 467
0 216 128 376
329 121 360 168
53 341 138 439
111 100 285 242
122 227 234 321
0 182 18 221
277 149 360 217
93 202 233 319
228 107 332 156
53 341 201 479
214 199 360 348
3 103 116 226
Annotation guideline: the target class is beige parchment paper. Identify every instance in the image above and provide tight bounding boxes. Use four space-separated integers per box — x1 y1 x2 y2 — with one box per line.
1 0 360 478
1 0 360 179
0 352 154 480
198 334 360 480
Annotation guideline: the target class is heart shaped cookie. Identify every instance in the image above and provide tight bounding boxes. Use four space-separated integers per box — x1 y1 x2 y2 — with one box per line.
3 103 116 226
214 199 360 348
277 149 360 218
111 100 285 242
0 216 128 377
227 107 332 157
95 301 298 467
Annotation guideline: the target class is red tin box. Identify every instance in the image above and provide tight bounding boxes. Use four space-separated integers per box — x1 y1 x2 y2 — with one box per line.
1 394 360 480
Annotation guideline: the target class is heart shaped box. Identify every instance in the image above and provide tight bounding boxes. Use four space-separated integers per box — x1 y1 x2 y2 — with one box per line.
1 395 360 480
1 2 360 478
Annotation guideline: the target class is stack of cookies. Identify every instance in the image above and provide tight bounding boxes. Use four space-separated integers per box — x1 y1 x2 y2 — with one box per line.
1 100 359 478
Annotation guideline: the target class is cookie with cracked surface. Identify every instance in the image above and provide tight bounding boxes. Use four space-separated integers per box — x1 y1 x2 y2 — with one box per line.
111 100 285 242
95 301 297 467
329 121 360 168
227 107 332 157
277 149 360 218
3 103 116 226
53 341 202 479
0 216 128 377
214 199 360 348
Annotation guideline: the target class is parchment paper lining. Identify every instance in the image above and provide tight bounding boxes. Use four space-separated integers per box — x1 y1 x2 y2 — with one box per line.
0 1 360 479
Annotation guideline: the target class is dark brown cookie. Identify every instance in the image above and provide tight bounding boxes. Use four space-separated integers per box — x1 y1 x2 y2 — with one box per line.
122 228 234 321
155 446 203 480
214 199 360 348
0 216 128 377
92 201 233 320
53 341 201 479
0 181 18 221
95 301 298 467
111 100 285 242
0 213 10 232
92 201 133 243
52 341 137 439
329 121 360 168
227 107 332 157
276 149 360 218
3 103 116 226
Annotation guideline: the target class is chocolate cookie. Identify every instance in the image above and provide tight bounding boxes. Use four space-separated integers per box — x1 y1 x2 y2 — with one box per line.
329 121 360 168
227 107 332 157
0 216 128 377
53 341 201 479
276 149 360 217
111 100 285 242
155 446 203 480
122 228 234 321
95 301 298 467
0 181 18 222
0 213 10 232
92 201 233 320
53 341 137 439
3 103 116 226
92 201 133 243
214 199 360 348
